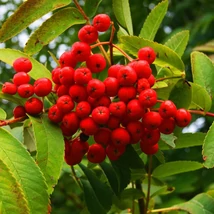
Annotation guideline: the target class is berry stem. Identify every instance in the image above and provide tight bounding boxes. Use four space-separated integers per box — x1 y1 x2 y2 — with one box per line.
135 180 145 214
112 44 133 61
73 0 90 24
71 166 83 190
109 22 116 65
156 74 185 82
147 206 180 213
189 109 214 117
145 155 153 213
0 116 27 127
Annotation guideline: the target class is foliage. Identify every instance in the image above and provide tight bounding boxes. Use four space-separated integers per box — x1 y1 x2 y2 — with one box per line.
0 0 214 214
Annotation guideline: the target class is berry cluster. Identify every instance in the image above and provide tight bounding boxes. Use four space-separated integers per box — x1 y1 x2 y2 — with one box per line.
1 14 192 166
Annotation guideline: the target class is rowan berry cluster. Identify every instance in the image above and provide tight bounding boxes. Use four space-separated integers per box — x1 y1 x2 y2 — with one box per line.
1 13 192 166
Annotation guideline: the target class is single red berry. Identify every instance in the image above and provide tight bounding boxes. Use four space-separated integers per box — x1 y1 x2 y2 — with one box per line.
56 85 70 97
159 117 176 134
93 14 111 32
126 121 144 144
141 128 160 146
13 72 30 86
106 144 125 161
175 108 192 127
59 66 75 86
69 84 88 103
117 65 137 86
13 106 26 118
56 95 75 114
143 111 162 130
75 101 92 119
48 105 64 123
52 67 61 84
93 95 111 108
139 88 157 108
87 144 106 163
94 128 111 147
108 64 124 78
107 115 121 130
127 99 145 121
62 112 80 135
80 117 99 135
159 100 177 118
137 78 150 93
118 86 137 103
128 60 152 79
17 84 34 98
109 101 126 118
74 67 92 85
140 141 159 155
71 41 91 62
138 47 156 64
111 127 130 147
59 51 77 68
78 25 98 44
147 74 156 87
86 54 106 73
34 78 52 97
2 82 17 95
103 77 119 97
71 138 89 156
92 106 110 125
13 57 32 73
87 79 105 98
25 97 43 115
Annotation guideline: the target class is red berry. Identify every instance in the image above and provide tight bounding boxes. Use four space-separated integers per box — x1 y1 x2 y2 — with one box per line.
137 78 150 93
140 141 159 155
52 67 61 84
103 77 119 97
111 127 130 147
107 115 121 130
25 97 43 115
59 51 77 68
126 121 144 144
117 66 137 86
56 85 70 97
75 101 92 119
106 144 125 161
69 84 88 103
71 41 91 62
108 64 124 78
17 84 34 98
56 95 75 114
109 101 126 118
159 100 177 118
87 79 105 98
175 108 192 127
147 74 156 87
48 105 64 123
34 78 52 97
94 128 111 147
141 128 160 146
74 67 92 85
143 111 162 130
62 112 80 135
127 99 145 121
138 47 156 64
86 54 106 73
13 57 32 73
87 144 106 163
118 86 137 103
2 82 17 95
13 72 30 86
80 117 98 135
13 106 26 118
78 25 98 44
59 66 75 86
93 95 111 108
93 14 111 32
139 88 157 108
92 106 110 125
159 117 176 134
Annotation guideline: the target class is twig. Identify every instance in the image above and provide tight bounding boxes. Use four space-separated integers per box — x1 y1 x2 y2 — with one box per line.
71 166 83 190
145 155 152 213
135 180 145 214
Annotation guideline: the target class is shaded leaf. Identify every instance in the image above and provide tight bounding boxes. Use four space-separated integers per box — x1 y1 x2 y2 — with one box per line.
154 150 165 164
0 159 29 214
191 51 214 98
0 49 51 80
24 7 85 55
79 163 113 212
120 188 144 200
0 0 71 42
169 79 192 109
164 30 189 57
193 40 214 53
139 0 168 41
203 121 214 168
29 114 64 194
160 133 177 149
0 128 49 214
0 108 6 120
120 36 185 73
112 0 133 35
153 161 203 178
84 0 103 18
189 82 212 112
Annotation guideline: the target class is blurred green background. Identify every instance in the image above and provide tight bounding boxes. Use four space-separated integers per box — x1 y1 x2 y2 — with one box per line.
0 0 214 213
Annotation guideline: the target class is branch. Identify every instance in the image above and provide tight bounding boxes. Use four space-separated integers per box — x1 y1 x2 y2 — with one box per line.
0 116 27 127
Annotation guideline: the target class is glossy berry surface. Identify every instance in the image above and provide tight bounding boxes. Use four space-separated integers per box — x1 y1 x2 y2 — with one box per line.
93 14 111 32
13 57 32 73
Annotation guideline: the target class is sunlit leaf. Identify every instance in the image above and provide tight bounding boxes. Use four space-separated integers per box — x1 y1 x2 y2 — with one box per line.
24 7 86 55
0 108 6 120
84 0 103 18
139 0 168 41
0 0 71 42
160 133 177 149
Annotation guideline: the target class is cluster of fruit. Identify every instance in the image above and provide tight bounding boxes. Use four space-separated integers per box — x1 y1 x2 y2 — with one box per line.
1 14 192 166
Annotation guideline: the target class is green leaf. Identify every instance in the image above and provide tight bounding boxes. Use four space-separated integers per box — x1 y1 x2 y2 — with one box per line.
152 161 203 178
84 0 103 18
0 108 6 120
79 164 113 212
0 49 51 80
160 133 177 149
159 132 206 150
152 81 168 90
0 159 30 214
203 121 214 168
120 188 144 200
120 36 185 73
99 162 120 196
0 0 71 42
164 30 189 57
154 150 165 164
189 82 212 112
191 51 214 98
139 0 168 41
29 114 64 194
112 0 133 35
173 193 214 214
80 179 106 214
169 79 192 109
24 7 85 55
0 128 49 214
193 39 214 53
